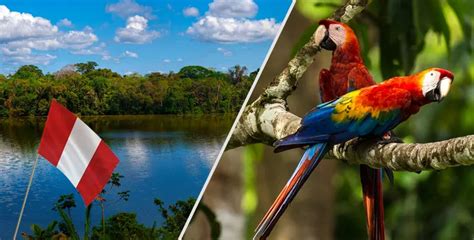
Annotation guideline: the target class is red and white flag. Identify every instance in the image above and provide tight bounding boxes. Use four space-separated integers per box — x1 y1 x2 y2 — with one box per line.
38 100 119 206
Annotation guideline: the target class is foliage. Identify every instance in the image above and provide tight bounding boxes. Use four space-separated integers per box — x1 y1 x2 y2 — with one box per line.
91 213 156 240
178 66 221 79
242 144 264 239
1 63 255 117
228 65 248 84
55 205 80 240
53 194 76 216
24 172 197 240
154 197 196 239
23 221 65 240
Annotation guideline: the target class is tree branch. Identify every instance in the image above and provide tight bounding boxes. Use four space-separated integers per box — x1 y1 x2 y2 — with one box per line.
227 0 474 172
329 135 474 172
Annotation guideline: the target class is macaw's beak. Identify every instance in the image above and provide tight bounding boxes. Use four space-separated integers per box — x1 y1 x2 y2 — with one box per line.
426 77 453 102
314 25 336 51
425 87 442 102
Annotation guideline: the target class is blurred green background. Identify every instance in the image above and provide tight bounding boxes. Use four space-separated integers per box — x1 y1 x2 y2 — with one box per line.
185 0 474 239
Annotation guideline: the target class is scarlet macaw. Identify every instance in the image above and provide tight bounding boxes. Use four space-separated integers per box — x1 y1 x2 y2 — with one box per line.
254 68 454 239
316 19 387 240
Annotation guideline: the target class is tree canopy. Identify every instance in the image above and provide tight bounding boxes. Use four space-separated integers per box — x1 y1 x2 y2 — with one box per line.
0 62 255 117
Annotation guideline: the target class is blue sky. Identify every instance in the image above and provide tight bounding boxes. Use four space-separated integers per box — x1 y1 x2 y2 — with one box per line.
0 0 291 75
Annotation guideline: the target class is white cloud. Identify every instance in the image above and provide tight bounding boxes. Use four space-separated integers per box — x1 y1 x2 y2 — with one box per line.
6 38 61 51
177 58 183 62
123 50 138 58
163 59 171 63
106 0 154 19
70 42 107 55
57 18 73 27
0 6 100 66
102 54 120 63
217 47 232 56
4 27 98 51
186 0 280 43
59 27 98 49
0 5 58 42
1 47 56 65
187 16 279 43
183 7 199 17
70 42 118 62
114 15 160 44
208 0 258 18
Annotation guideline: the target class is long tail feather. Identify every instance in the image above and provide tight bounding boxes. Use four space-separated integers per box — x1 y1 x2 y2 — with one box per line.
254 143 329 240
360 165 385 240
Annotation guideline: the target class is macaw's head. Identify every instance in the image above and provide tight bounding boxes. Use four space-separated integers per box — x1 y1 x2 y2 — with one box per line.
314 19 355 51
419 68 454 102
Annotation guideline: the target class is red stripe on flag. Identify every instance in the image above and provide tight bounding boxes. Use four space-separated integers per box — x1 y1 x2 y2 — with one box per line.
76 140 119 206
38 99 77 166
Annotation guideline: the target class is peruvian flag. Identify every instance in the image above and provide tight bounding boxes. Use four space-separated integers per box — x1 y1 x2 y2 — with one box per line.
38 100 119 206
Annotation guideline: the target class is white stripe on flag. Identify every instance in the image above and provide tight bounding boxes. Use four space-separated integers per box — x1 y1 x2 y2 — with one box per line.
57 119 101 187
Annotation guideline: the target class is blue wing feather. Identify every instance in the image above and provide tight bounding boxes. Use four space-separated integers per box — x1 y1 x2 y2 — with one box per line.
274 98 404 152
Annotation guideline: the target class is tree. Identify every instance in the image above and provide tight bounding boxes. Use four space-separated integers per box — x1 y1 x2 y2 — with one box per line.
154 198 196 239
54 65 78 79
228 65 247 84
53 194 76 217
75 61 98 74
178 66 215 79
0 63 253 116
12 65 44 80
91 213 155 239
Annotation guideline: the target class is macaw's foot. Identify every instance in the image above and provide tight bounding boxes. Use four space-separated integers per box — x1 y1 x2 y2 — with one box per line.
378 133 403 184
377 134 404 145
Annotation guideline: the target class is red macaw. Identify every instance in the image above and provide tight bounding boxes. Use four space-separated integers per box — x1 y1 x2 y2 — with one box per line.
316 19 387 240
254 68 454 239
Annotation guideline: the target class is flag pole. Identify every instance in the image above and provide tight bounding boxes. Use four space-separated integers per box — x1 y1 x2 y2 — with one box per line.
13 154 40 239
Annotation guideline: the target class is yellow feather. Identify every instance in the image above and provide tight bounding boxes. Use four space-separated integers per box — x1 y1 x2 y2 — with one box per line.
331 90 381 122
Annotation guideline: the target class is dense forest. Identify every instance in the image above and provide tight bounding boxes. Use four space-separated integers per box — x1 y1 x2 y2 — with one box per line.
0 62 256 117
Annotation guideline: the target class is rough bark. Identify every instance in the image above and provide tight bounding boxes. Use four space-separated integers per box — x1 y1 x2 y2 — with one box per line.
329 135 474 172
227 0 474 172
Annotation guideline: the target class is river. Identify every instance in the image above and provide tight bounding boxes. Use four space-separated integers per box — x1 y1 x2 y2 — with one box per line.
0 114 233 238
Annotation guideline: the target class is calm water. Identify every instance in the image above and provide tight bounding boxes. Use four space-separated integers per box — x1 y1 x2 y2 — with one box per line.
0 115 232 239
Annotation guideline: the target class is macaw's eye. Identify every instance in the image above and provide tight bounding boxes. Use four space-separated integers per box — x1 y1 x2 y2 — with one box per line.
336 26 341 31
430 72 434 76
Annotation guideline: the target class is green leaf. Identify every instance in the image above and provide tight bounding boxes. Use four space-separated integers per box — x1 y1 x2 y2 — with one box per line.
380 0 420 77
447 0 474 53
413 0 451 53
56 204 79 240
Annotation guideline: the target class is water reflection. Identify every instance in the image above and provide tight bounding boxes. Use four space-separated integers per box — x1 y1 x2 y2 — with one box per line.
0 115 233 238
